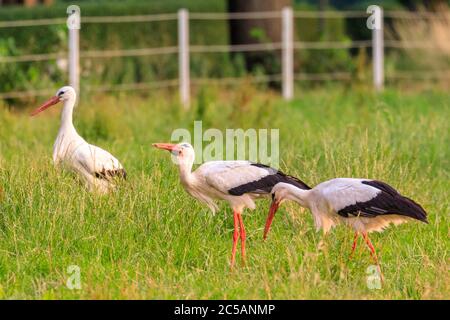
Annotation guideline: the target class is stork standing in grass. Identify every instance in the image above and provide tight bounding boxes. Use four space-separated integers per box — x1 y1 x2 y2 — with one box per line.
153 142 310 267
31 86 126 193
264 178 428 271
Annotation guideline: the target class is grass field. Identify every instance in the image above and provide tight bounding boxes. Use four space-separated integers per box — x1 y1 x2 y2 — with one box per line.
0 86 448 299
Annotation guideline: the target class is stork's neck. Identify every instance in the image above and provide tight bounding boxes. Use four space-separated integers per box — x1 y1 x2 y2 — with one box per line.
286 185 312 208
59 96 77 135
178 157 195 186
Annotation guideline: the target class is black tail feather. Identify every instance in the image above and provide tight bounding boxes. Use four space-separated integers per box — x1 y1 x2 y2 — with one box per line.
399 195 428 223
358 180 428 223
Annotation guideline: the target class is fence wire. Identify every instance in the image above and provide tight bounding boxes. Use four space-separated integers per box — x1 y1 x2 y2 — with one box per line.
86 79 179 92
1 10 449 99
0 89 58 99
1 10 447 28
387 70 450 79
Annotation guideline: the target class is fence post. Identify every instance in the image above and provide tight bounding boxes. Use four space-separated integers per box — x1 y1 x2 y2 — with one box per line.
68 28 79 95
372 6 384 91
282 6 294 101
67 5 80 95
178 9 190 108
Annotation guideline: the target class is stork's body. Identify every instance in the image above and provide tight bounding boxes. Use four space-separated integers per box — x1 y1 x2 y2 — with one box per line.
32 86 126 193
153 142 309 267
265 178 428 269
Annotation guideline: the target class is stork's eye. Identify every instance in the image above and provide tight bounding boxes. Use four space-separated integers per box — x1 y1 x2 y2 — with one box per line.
58 91 65 96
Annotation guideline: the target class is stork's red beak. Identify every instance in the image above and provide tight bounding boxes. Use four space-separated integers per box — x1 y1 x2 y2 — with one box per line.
152 143 178 152
30 96 60 116
263 200 280 240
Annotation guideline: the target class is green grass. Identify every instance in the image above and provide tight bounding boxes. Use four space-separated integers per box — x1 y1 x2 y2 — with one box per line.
0 86 448 299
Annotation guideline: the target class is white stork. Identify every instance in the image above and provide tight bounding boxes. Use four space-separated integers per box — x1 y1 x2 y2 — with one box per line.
153 142 310 267
31 86 126 193
264 178 428 269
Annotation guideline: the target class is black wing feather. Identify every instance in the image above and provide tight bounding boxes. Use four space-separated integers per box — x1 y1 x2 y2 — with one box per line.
95 168 127 180
338 180 428 223
228 163 310 196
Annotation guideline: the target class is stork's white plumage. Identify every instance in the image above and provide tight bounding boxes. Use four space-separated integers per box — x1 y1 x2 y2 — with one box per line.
265 178 428 270
31 86 126 193
153 142 309 267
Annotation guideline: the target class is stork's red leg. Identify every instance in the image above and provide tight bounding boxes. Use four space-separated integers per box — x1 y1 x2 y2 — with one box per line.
237 213 246 265
349 232 359 260
362 232 384 282
263 200 279 240
230 210 239 269
362 232 379 264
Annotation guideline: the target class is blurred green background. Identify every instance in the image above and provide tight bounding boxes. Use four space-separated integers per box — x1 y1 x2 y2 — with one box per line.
0 0 449 105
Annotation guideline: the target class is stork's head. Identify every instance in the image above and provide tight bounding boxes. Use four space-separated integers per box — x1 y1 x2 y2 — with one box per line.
271 183 292 205
271 182 310 208
56 86 76 101
30 86 76 116
264 182 310 240
264 183 291 240
153 142 195 165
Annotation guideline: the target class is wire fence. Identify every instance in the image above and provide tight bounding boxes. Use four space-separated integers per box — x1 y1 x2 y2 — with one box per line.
1 9 447 27
0 7 449 104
